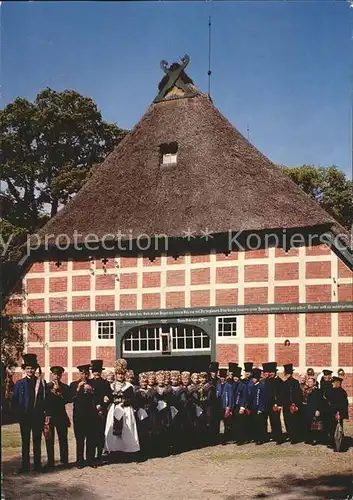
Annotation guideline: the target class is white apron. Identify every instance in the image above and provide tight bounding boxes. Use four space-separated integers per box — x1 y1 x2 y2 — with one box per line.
104 381 140 453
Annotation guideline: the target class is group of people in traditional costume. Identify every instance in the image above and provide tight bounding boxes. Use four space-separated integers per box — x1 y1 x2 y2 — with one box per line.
7 353 350 473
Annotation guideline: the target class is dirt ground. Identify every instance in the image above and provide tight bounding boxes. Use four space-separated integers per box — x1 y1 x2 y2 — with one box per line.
2 420 353 500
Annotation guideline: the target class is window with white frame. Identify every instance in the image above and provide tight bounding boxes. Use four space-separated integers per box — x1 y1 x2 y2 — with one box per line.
122 324 210 354
97 320 115 340
217 316 237 337
171 325 210 351
123 326 160 353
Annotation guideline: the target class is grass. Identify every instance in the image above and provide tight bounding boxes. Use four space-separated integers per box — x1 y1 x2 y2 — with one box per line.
1 426 22 450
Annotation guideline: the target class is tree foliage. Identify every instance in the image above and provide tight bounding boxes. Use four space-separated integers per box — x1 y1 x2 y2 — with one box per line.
1 88 128 232
1 316 25 368
1 89 128 363
282 165 353 230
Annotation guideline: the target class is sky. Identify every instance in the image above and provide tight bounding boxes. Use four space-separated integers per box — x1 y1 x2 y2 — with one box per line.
1 0 353 178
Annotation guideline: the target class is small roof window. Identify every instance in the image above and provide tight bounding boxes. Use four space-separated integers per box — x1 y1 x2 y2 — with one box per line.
162 152 177 165
160 142 178 166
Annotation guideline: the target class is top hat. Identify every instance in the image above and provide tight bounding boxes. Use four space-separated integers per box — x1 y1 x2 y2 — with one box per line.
283 363 294 374
228 362 238 373
233 366 242 378
263 362 277 373
209 362 219 373
244 362 254 372
251 368 262 380
21 353 38 369
50 366 64 375
91 359 104 372
77 364 91 373
219 368 228 378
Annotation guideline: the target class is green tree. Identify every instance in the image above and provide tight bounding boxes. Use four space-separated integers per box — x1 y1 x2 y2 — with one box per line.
282 165 353 230
1 89 128 362
1 316 25 368
1 88 128 232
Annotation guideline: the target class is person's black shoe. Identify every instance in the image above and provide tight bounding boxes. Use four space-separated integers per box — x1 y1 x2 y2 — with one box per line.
18 467 29 474
88 462 97 468
76 462 85 469
34 465 42 473
43 463 54 472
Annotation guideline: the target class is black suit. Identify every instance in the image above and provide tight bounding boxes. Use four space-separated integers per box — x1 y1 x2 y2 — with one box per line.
265 376 284 443
45 381 71 465
88 378 112 460
12 377 46 471
326 386 349 446
283 376 302 442
69 381 96 465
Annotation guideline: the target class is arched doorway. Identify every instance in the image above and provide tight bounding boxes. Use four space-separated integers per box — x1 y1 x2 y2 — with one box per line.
121 323 212 373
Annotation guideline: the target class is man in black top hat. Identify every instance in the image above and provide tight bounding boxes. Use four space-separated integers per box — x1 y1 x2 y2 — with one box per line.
209 362 220 387
69 364 97 468
12 353 46 473
249 368 268 445
326 376 349 450
263 362 284 444
88 359 112 464
45 366 71 468
242 362 254 443
320 369 333 443
282 364 302 444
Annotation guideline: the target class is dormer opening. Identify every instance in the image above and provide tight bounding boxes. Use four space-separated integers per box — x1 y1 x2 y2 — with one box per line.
160 142 178 166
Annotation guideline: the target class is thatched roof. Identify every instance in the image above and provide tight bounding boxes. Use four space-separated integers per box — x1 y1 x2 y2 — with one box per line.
38 66 337 244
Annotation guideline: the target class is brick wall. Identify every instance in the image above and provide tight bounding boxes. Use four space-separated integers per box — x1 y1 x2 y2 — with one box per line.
50 322 68 342
49 277 68 293
73 346 91 367
306 313 331 337
244 344 269 365
275 343 299 365
275 314 299 337
143 272 161 288
245 265 268 282
217 344 239 366
166 292 185 308
9 242 352 391
73 321 91 341
26 278 45 294
244 315 268 337
306 343 332 366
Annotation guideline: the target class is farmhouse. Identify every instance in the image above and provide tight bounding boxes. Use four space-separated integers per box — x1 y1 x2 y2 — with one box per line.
5 57 353 407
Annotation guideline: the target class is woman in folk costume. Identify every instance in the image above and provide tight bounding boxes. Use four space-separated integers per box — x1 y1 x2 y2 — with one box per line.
134 372 156 459
104 359 140 456
147 371 156 389
125 370 136 388
152 370 173 456
105 371 115 387
169 370 186 453
180 371 196 449
187 373 201 444
198 371 217 445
